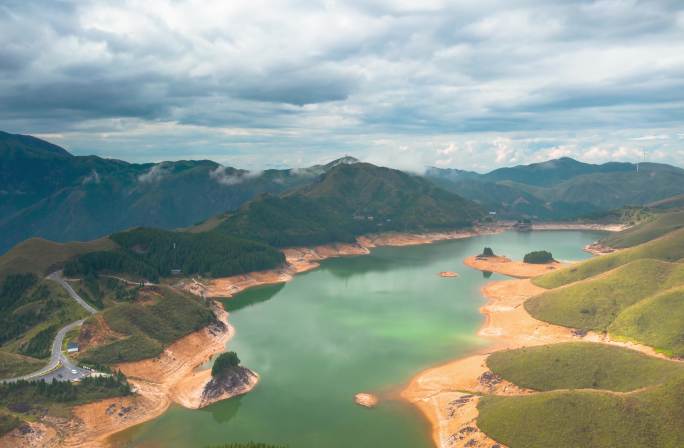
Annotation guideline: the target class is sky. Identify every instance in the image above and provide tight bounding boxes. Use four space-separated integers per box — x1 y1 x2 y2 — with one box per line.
1 0 684 172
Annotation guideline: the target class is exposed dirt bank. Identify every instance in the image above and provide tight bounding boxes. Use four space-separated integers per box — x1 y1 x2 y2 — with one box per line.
403 251 677 448
584 241 617 256
184 229 493 298
530 223 628 232
464 256 563 279
46 302 241 448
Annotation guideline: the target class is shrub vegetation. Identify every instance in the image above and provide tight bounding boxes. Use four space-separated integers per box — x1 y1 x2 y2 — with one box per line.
523 250 554 264
82 289 215 364
212 351 241 378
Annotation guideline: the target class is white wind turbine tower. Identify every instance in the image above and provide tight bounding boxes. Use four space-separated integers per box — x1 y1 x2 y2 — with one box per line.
636 149 646 173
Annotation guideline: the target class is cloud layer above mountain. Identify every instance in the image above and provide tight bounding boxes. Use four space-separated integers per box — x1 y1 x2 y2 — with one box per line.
1 0 683 171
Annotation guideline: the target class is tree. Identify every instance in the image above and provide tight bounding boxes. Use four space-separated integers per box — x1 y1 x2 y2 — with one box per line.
523 250 554 264
481 247 495 257
211 351 241 378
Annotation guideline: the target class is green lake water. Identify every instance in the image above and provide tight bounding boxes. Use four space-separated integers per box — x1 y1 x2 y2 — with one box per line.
112 230 603 448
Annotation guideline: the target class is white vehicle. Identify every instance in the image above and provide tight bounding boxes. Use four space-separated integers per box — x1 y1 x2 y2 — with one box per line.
71 369 78 374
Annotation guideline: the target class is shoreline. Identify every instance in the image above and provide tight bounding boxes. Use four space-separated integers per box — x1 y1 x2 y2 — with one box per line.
7 302 255 448
402 250 676 448
180 222 622 299
463 255 564 278
69 301 244 447
1 223 625 447
181 228 498 298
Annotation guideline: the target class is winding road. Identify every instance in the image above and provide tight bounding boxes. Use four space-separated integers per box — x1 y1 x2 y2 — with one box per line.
1 271 96 383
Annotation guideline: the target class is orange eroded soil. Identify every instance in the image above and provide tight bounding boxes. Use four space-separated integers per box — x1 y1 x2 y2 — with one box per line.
464 255 563 278
56 303 239 448
404 247 677 448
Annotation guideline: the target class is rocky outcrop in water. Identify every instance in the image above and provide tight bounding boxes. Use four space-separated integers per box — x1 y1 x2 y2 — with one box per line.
199 366 259 408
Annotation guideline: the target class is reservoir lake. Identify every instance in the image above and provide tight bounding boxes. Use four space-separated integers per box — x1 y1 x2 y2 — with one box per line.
112 230 603 448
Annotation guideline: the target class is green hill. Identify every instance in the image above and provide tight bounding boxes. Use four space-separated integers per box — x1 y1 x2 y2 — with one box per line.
217 163 482 247
478 377 684 448
479 342 684 448
0 131 337 254
0 237 115 280
0 274 89 378
427 158 684 220
601 210 684 249
647 193 684 210
487 342 684 392
64 227 285 281
533 227 684 289
0 350 44 379
81 287 215 364
609 286 684 357
526 259 684 331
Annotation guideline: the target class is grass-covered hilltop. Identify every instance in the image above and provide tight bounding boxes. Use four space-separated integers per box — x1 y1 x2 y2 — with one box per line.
474 211 684 448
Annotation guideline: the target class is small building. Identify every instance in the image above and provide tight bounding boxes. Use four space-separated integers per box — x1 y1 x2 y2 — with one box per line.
170 269 182 276
67 342 79 353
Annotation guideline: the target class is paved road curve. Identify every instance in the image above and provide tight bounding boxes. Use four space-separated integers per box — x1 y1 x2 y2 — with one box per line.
48 270 99 315
1 271 97 383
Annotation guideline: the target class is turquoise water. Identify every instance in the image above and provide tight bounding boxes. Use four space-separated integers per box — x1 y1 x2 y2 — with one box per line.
112 231 602 448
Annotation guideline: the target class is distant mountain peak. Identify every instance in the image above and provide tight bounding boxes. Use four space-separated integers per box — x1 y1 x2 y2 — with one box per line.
324 156 360 168
0 130 72 159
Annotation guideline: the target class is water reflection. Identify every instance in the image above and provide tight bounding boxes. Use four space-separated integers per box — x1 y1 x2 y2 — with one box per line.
205 395 243 424
223 283 285 312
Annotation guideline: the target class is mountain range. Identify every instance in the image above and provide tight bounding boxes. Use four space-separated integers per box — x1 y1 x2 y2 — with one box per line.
3 130 684 253
427 157 684 219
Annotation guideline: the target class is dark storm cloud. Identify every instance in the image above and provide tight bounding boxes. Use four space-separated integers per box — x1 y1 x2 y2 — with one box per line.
0 0 683 170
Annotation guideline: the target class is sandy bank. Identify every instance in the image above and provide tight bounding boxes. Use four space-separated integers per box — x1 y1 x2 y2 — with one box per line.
401 277 582 448
584 241 616 256
464 256 563 278
404 248 676 448
54 302 247 448
530 222 627 232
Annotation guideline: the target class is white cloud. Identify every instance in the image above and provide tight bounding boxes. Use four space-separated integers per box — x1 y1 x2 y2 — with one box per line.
138 163 169 183
1 0 683 170
209 166 262 185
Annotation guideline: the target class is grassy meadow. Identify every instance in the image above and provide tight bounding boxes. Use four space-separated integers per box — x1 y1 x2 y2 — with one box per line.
533 227 684 289
487 342 684 392
526 259 684 331
480 221 684 448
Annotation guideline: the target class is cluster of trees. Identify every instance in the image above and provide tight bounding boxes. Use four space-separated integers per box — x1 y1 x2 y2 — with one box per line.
0 273 37 311
220 196 361 247
19 324 58 358
64 250 159 282
481 247 496 257
217 164 482 248
211 351 241 378
65 227 285 281
0 372 130 405
0 284 61 345
523 250 555 264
